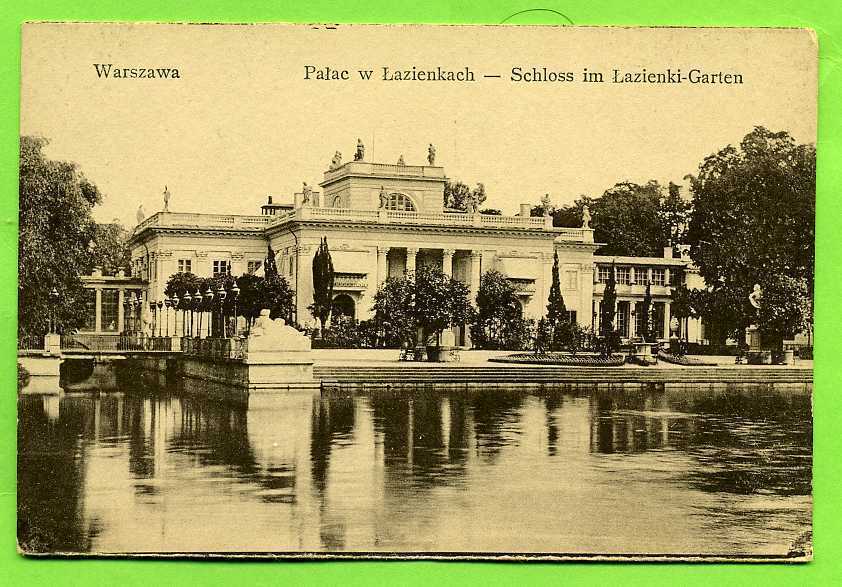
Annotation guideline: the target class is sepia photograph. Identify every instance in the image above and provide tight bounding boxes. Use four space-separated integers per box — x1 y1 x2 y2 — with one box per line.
17 23 814 559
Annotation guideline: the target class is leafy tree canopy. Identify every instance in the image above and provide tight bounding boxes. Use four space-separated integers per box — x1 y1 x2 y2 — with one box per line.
444 179 486 211
19 135 102 336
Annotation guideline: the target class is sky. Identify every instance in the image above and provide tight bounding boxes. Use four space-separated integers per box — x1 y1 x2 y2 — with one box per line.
20 24 817 227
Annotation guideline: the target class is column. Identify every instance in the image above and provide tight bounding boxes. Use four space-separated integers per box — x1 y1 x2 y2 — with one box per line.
406 247 418 274
663 302 672 340
117 289 125 333
95 287 102 333
442 249 455 278
377 246 390 286
295 244 313 326
540 252 554 320
468 251 482 300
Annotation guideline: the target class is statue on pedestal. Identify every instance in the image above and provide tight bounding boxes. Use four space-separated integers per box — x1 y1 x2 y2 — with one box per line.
163 186 170 212
354 139 365 161
379 185 389 209
540 193 552 218
136 204 146 224
397 154 405 166
749 283 762 310
581 205 592 229
302 182 312 206
466 192 478 214
329 150 342 170
427 143 436 165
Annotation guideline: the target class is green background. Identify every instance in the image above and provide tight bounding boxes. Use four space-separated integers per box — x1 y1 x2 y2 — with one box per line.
2 1 839 585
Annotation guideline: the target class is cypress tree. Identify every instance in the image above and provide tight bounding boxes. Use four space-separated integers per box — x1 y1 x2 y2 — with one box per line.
546 250 566 327
311 237 335 335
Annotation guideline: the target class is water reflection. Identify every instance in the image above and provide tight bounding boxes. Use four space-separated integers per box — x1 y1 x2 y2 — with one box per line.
18 382 812 555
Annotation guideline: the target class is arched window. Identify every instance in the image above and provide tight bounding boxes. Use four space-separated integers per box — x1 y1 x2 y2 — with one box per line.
385 193 416 211
332 195 344 208
331 294 356 321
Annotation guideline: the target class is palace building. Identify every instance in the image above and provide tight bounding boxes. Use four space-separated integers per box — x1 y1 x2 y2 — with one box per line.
114 154 707 345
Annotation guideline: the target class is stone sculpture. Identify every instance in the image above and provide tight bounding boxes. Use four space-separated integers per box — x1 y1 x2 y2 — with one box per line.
427 143 436 165
354 138 365 161
163 186 170 212
582 205 592 229
249 309 311 352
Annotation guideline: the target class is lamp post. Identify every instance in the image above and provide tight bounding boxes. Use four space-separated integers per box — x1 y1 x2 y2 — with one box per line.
231 282 240 337
132 294 141 334
183 291 192 337
204 286 214 337
49 287 59 334
217 284 227 337
194 288 202 337
157 300 164 337
164 297 172 337
149 301 157 338
171 293 180 337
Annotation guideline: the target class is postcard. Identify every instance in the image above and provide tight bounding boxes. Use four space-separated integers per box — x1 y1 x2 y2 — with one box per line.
17 23 815 560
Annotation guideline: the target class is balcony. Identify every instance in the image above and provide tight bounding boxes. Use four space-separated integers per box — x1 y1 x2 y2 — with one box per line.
333 272 368 291
508 278 537 296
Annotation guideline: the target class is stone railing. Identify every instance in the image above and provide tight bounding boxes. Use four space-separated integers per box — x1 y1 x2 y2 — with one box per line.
333 273 368 290
133 212 271 233
508 279 537 294
271 206 571 233
323 161 445 183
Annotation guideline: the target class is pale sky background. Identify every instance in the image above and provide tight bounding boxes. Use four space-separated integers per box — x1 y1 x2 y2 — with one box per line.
21 24 817 227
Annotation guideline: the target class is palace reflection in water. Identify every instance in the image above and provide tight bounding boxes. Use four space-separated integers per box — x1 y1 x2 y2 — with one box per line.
18 382 812 555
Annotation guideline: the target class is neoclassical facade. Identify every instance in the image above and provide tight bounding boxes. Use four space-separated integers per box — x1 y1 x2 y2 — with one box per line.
125 157 705 345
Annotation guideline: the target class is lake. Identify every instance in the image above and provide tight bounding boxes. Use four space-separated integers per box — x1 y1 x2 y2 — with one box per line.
17 382 812 557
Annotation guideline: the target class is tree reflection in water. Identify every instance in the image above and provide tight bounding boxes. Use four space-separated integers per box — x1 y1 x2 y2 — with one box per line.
17 381 812 555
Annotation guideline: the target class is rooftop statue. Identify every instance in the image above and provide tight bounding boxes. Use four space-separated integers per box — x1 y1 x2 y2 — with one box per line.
163 185 170 212
397 154 405 166
248 309 311 352
427 143 436 165
581 205 592 229
354 138 365 161
302 181 312 205
329 150 342 170
136 204 146 224
541 193 552 218
465 192 478 214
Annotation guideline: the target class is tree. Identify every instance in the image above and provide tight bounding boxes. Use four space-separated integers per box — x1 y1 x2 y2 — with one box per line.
756 274 811 351
686 127 815 340
444 179 486 211
479 208 501 216
658 181 691 248
89 221 132 275
19 136 102 336
310 237 335 335
589 181 665 256
413 265 473 345
471 270 523 349
546 250 566 326
263 244 295 322
372 276 416 347
670 280 694 347
373 266 473 349
640 282 655 342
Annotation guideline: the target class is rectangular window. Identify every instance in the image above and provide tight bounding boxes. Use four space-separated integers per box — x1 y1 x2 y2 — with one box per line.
212 260 229 277
247 260 262 274
617 301 630 337
616 267 630 285
652 268 666 286
564 270 578 290
101 289 119 332
654 302 666 339
178 259 192 273
597 266 611 283
288 257 294 276
82 289 96 331
566 310 577 324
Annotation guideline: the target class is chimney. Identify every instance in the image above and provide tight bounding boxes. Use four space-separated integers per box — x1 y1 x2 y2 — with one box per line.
267 195 273 204
519 203 531 217
663 245 673 259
